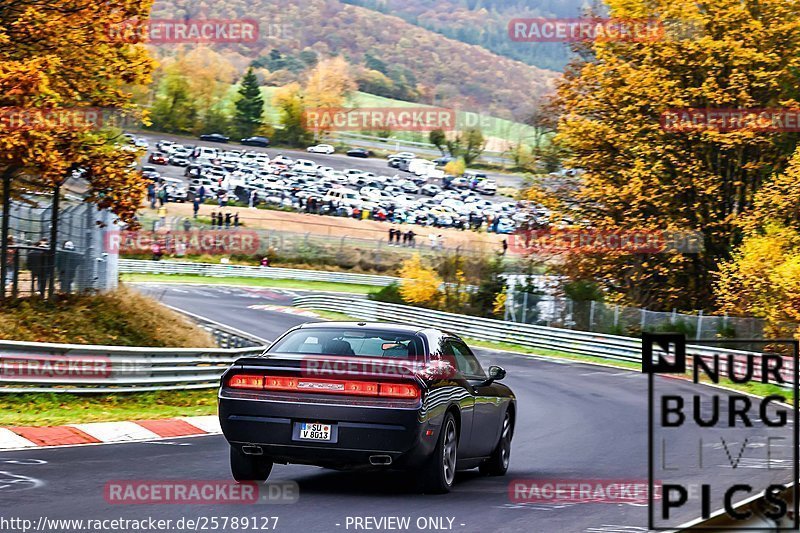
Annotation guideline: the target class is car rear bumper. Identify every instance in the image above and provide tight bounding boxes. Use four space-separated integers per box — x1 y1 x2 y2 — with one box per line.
219 393 438 469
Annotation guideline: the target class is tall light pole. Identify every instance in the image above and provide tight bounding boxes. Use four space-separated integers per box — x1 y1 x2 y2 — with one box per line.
0 169 12 302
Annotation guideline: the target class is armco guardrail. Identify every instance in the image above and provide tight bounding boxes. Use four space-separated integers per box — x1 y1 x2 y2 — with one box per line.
293 294 776 370
0 342 264 393
0 312 268 394
120 259 398 287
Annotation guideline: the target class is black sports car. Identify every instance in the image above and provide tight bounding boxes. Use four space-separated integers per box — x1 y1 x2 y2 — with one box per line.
346 148 371 158
199 133 230 143
241 136 270 147
218 322 516 493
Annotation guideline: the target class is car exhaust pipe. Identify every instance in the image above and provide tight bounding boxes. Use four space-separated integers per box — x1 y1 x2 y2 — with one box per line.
242 445 264 456
369 455 393 466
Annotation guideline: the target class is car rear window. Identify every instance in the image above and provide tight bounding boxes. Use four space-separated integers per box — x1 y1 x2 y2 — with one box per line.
269 328 424 359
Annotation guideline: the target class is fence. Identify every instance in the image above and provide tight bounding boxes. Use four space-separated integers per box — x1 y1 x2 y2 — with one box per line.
2 195 119 298
119 259 399 286
505 290 782 342
292 294 777 364
0 309 267 393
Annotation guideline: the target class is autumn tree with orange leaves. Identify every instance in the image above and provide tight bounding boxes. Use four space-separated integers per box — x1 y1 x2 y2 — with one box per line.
537 0 800 311
0 1 156 225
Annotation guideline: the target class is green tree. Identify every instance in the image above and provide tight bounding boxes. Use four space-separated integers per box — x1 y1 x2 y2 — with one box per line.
446 128 486 165
149 68 198 134
233 68 265 139
272 83 312 147
429 129 447 154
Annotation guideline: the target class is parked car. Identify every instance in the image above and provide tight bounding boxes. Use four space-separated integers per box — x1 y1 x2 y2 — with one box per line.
241 136 270 147
346 148 371 158
148 152 169 165
308 144 335 155
475 179 497 196
292 159 319 174
169 155 190 167
421 184 443 197
219 322 515 493
161 177 188 203
200 133 230 143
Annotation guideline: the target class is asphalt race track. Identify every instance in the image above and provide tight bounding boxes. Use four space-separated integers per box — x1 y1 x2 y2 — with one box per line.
1 284 794 533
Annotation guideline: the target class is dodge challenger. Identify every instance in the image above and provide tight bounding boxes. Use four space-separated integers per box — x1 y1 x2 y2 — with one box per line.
218 322 516 493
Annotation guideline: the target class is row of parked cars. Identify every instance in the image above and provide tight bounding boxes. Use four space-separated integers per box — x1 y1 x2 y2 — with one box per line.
137 137 533 232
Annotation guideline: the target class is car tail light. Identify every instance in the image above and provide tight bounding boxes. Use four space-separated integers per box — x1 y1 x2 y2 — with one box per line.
264 376 298 391
379 383 419 399
228 374 264 390
227 373 419 400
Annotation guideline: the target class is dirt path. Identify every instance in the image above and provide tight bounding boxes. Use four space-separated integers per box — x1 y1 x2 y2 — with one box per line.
152 203 508 253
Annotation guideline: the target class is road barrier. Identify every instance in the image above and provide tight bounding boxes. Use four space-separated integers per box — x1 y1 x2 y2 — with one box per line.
0 312 268 394
119 259 399 287
292 294 773 367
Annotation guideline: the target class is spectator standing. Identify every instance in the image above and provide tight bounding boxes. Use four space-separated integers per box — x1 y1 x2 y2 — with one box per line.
56 241 79 294
147 183 156 209
234 213 240 227
157 205 167 229
502 239 508 255
388 227 396 246
407 230 416 248
193 197 201 218
4 236 16 288
224 213 232 228
28 239 49 296
211 212 218 227
157 185 167 206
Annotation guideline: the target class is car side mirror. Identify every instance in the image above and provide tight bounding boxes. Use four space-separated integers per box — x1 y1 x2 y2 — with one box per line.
488 365 506 382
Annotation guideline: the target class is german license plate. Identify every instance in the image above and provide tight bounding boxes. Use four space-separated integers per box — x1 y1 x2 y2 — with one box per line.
299 422 332 441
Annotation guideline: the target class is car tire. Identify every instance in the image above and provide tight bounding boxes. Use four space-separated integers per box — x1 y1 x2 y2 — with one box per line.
479 410 513 477
230 446 273 483
420 412 458 494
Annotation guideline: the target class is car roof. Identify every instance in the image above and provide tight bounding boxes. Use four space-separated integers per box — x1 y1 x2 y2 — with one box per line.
295 321 464 343
298 321 426 335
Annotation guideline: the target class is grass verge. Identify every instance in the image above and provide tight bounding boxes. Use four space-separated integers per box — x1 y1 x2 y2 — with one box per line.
121 273 379 295
0 390 217 427
0 287 214 347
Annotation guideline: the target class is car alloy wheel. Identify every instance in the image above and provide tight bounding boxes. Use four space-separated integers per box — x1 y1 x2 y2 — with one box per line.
479 410 513 476
499 413 511 469
442 418 457 486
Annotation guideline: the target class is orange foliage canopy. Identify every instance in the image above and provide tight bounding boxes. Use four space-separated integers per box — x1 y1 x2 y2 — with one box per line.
0 1 156 225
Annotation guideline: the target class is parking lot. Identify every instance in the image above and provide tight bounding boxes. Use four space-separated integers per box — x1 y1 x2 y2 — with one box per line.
133 133 544 234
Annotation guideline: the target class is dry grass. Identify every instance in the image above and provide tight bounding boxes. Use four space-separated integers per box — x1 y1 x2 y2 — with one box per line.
0 287 215 347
